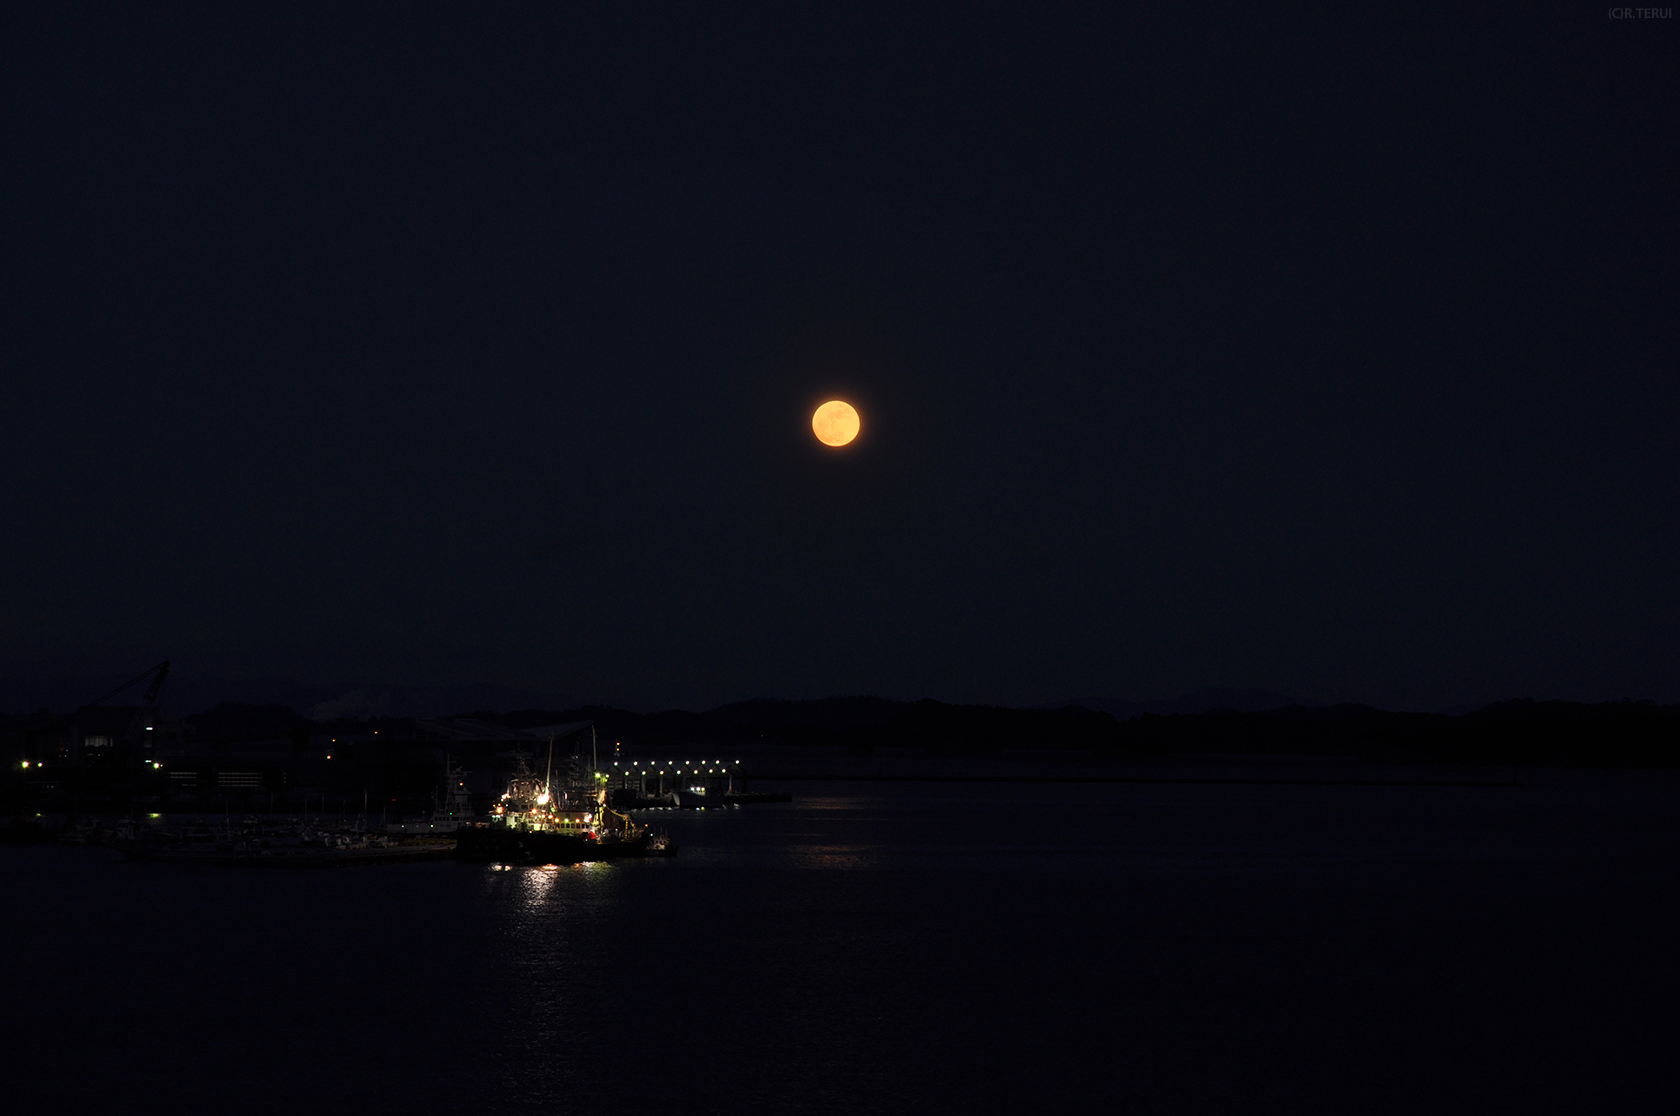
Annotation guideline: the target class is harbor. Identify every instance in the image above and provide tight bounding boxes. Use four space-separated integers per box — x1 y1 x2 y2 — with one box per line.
0 684 799 864
11 773 1680 1114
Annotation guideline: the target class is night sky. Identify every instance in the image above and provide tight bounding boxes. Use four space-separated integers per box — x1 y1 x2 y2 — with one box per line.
5 7 1676 713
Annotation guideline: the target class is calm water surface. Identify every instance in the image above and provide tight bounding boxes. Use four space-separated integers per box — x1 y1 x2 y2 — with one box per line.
5 779 1678 1114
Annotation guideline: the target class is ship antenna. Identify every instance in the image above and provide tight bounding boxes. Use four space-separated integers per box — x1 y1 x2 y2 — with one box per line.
545 733 555 799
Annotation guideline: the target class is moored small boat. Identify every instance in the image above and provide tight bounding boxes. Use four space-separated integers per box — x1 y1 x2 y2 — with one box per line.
109 827 455 868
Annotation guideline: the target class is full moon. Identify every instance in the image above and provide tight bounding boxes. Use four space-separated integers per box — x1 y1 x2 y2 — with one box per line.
811 400 861 447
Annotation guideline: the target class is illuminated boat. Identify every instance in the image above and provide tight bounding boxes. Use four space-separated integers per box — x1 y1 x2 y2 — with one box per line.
454 742 676 865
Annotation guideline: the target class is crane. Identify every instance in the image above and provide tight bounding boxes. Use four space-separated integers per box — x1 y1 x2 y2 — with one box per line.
72 660 170 764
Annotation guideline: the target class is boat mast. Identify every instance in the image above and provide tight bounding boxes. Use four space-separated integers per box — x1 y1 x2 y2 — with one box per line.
591 724 602 813
544 734 555 800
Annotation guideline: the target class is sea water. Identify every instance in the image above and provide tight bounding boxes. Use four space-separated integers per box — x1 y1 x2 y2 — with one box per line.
4 776 1678 1114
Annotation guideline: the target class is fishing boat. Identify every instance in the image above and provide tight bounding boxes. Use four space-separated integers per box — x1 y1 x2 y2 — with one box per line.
455 731 676 864
386 760 474 834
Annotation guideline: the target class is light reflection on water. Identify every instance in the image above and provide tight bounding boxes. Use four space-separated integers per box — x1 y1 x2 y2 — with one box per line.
7 779 1680 1115
795 796 876 811
787 844 878 870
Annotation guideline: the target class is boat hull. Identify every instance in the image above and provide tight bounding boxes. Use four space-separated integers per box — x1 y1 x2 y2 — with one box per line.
454 826 672 864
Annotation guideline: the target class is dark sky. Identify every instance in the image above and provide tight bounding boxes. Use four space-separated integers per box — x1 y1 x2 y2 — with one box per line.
4 6 1677 712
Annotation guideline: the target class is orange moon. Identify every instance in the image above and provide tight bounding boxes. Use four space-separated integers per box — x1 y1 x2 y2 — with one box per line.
811 400 861 447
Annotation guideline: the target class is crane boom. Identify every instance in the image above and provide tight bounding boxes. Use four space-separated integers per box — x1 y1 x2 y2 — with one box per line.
75 660 170 714
141 661 169 705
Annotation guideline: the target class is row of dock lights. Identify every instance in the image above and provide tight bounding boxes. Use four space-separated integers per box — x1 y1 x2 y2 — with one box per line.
608 760 741 773
22 759 168 770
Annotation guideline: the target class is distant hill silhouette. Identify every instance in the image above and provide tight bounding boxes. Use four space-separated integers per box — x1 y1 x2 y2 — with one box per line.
1110 699 1680 766
447 694 1680 767
1061 688 1323 718
187 702 314 735
465 697 1129 755
10 689 1679 769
